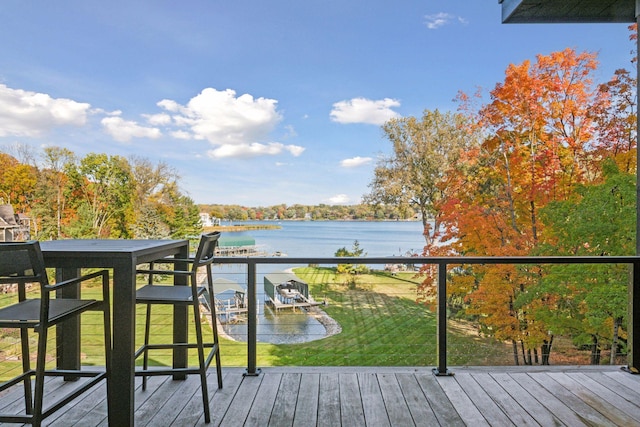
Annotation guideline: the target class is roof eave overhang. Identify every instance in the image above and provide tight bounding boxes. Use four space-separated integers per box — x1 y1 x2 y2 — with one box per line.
499 0 637 24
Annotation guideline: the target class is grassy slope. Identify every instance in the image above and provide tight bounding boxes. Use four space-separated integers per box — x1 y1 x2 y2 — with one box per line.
221 267 512 367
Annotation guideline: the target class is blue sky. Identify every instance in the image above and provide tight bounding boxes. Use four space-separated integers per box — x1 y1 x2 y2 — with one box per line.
0 1 633 206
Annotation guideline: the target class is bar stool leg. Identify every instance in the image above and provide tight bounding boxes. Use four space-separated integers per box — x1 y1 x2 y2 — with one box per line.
207 265 223 389
19 327 33 415
193 299 211 423
142 304 152 391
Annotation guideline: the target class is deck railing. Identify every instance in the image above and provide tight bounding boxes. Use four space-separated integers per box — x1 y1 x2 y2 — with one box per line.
2 255 638 381
213 255 640 376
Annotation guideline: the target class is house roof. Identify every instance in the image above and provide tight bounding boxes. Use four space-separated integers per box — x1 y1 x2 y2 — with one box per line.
212 277 245 294
0 205 17 225
499 0 636 24
218 235 256 247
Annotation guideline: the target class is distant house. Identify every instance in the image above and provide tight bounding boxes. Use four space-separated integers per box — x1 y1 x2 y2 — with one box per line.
0 204 30 242
199 212 213 227
199 212 220 227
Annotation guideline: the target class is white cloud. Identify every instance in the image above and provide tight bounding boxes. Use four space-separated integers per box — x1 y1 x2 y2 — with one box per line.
143 112 172 126
0 84 90 137
207 142 304 159
330 97 400 125
327 194 350 204
286 145 305 157
153 87 301 159
101 115 162 142
160 88 281 142
171 130 192 140
424 12 467 29
340 156 372 168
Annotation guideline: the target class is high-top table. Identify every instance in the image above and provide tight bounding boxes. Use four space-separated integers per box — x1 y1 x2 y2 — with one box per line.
40 239 190 427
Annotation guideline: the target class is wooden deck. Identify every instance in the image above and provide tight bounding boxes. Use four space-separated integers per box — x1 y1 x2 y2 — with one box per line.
1 366 640 426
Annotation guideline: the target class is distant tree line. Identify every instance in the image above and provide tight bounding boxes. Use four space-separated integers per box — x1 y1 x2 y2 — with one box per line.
199 203 420 222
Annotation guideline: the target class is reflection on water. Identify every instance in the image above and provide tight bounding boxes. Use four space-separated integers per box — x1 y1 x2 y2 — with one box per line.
221 303 326 344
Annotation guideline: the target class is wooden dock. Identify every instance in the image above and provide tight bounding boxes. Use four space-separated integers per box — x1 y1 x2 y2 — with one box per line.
2 365 639 426
265 295 320 312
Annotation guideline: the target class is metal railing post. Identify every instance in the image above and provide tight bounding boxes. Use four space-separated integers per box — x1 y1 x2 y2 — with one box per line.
244 259 261 376
625 259 640 373
433 261 452 376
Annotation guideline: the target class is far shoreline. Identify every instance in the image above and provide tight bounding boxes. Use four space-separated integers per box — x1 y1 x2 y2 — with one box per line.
204 218 423 233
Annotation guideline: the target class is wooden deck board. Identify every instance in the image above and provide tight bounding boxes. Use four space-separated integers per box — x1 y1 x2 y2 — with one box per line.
489 372 562 426
244 371 280 427
317 373 341 427
528 371 618 427
573 372 640 422
198 370 244 427
376 372 415 426
414 373 465 427
219 373 263 427
548 371 640 426
451 371 514 426
470 372 538 426
269 373 300 427
338 373 365 426
357 373 390 427
436 373 489 426
292 373 320 427
509 372 590 426
1 366 639 426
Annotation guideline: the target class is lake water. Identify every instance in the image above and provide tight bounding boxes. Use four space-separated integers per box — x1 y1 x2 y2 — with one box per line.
229 220 426 257
214 220 426 343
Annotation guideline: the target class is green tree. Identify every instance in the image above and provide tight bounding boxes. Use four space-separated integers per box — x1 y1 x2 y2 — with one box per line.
33 147 76 239
129 156 180 238
66 153 134 237
535 160 634 364
365 109 479 246
335 240 368 289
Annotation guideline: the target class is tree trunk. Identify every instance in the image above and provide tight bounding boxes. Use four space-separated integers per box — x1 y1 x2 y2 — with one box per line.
512 340 519 365
590 335 601 365
610 317 621 365
541 336 554 365
520 341 530 365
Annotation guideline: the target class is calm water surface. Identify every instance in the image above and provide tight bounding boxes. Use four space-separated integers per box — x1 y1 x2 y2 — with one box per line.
215 221 426 343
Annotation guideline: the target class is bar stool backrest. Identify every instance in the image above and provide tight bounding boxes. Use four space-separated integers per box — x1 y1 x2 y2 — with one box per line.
191 231 220 270
0 241 47 297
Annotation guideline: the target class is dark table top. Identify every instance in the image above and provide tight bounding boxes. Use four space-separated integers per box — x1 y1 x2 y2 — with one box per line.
40 239 189 266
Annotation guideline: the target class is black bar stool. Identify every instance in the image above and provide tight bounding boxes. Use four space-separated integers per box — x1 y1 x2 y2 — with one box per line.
135 231 223 423
0 241 111 427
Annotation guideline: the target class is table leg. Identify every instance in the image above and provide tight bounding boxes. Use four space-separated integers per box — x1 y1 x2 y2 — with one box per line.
172 243 190 380
55 268 81 380
108 258 136 427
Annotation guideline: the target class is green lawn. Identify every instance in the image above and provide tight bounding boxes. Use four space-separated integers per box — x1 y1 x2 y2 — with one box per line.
221 267 511 367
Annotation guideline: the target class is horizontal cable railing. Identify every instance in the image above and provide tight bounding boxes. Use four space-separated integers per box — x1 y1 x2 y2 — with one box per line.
2 255 638 381
212 255 640 376
0 279 108 382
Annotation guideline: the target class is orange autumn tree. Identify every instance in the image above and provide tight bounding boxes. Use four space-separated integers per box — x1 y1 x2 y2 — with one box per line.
593 67 637 174
442 48 607 364
0 152 38 214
